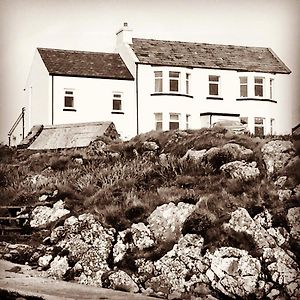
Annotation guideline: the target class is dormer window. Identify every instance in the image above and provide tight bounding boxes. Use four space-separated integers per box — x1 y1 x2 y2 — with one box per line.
169 71 180 92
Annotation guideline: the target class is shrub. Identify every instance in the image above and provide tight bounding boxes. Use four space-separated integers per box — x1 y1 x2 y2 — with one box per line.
50 156 71 171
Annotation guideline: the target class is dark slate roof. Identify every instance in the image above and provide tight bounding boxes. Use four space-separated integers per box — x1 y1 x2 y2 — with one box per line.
38 48 134 80
131 38 291 74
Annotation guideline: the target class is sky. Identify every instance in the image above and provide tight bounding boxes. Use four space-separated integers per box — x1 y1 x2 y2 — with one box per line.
0 0 299 144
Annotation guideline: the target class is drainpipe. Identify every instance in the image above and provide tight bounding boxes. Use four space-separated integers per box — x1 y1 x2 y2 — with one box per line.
135 63 139 135
51 76 54 125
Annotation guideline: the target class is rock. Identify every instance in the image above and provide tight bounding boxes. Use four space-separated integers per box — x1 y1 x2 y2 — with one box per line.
277 189 292 201
206 247 262 298
261 140 295 174
48 255 69 279
38 254 53 268
104 270 139 293
147 202 195 242
254 210 273 229
74 157 84 164
39 194 48 202
220 160 260 181
143 141 159 151
287 207 300 242
181 149 207 162
263 247 300 299
113 222 155 264
222 143 253 160
267 227 289 246
30 200 70 228
274 176 288 188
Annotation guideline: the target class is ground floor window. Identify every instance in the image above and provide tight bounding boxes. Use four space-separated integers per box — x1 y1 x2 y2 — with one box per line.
64 90 74 108
186 114 191 129
154 113 163 131
270 118 275 135
112 93 122 111
254 117 265 136
169 113 180 130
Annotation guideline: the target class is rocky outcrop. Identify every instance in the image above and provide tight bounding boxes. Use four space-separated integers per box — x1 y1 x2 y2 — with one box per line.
261 140 295 174
30 200 70 228
181 149 207 161
147 202 195 242
287 207 300 242
220 161 260 181
103 270 139 293
222 143 253 161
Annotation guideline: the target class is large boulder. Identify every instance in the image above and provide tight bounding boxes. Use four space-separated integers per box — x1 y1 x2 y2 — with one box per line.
103 270 139 293
220 161 260 181
30 200 70 228
222 143 253 161
113 222 155 264
147 202 195 242
205 247 262 298
261 140 295 174
181 149 207 162
287 207 300 242
47 255 69 279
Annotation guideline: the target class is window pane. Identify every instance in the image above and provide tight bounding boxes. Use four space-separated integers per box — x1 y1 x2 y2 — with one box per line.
155 113 163 121
169 71 180 78
64 96 74 107
239 77 247 84
255 85 263 97
255 127 264 136
113 99 122 110
209 75 219 82
113 94 121 98
170 79 179 92
155 78 163 92
170 114 179 121
209 83 218 95
169 122 179 130
65 91 73 95
156 122 163 131
255 117 264 125
255 78 263 84
240 85 248 97
154 71 162 77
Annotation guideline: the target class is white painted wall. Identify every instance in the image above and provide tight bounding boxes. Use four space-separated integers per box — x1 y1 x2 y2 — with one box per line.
52 76 136 139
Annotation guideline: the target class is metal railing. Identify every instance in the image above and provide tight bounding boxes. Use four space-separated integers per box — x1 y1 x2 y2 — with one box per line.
8 107 25 146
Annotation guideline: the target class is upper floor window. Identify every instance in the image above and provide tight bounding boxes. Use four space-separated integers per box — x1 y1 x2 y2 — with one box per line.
270 78 274 99
169 113 180 130
239 77 248 97
186 74 191 94
154 113 163 131
112 93 122 111
254 77 264 97
154 71 163 93
209 75 220 96
64 90 74 108
169 71 180 92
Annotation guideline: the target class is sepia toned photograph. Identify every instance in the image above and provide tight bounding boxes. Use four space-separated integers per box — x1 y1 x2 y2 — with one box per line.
0 0 299 299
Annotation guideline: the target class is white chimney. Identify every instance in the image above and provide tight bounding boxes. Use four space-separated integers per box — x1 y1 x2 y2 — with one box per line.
116 22 133 46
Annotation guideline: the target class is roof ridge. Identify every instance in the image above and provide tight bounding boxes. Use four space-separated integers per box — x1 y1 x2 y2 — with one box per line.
37 47 118 56
132 37 269 50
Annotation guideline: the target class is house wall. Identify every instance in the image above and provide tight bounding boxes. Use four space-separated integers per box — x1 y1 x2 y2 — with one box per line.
52 76 136 139
26 51 51 132
136 64 282 135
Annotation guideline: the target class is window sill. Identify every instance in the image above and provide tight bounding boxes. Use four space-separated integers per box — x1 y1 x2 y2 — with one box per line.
206 96 223 100
236 98 277 103
111 111 124 115
151 93 193 98
63 108 77 112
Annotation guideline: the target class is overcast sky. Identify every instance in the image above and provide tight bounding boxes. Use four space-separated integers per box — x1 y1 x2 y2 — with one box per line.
0 0 299 144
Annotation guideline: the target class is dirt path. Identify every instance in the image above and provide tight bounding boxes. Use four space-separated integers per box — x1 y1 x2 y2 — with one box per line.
0 259 157 300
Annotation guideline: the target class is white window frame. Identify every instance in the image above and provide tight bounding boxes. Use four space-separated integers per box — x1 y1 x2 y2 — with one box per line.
169 113 180 130
186 114 191 129
112 92 123 112
208 75 220 96
64 89 75 109
154 71 163 93
169 71 180 93
254 77 264 97
239 77 248 97
270 118 275 135
254 117 265 136
270 78 274 100
154 113 163 131
186 73 191 95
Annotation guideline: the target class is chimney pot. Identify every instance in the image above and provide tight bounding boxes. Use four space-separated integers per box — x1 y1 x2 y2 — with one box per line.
124 22 128 27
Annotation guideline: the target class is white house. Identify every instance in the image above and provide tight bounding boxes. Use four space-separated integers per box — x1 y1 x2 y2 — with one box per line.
25 23 291 141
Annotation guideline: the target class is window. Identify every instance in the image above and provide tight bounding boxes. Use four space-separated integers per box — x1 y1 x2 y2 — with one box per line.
254 117 265 136
254 77 264 97
112 93 122 111
154 113 163 131
270 78 274 99
239 77 248 97
186 74 191 94
186 114 191 129
154 71 163 93
209 75 220 96
169 113 180 130
169 71 180 92
64 90 74 108
270 118 275 135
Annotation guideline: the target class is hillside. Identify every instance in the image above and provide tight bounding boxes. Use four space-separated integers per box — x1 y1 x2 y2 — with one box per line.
0 127 299 299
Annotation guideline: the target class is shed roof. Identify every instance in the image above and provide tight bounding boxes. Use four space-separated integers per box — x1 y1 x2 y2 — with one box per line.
38 48 134 80
131 38 291 74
